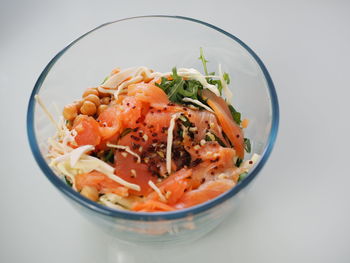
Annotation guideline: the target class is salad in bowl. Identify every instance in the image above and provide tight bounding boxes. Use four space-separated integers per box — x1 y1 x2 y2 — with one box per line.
37 49 258 213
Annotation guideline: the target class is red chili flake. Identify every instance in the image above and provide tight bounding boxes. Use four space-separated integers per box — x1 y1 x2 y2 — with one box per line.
152 139 158 143
214 166 218 170
201 178 206 183
195 150 199 154
236 134 240 138
210 172 214 175
205 120 209 124
149 125 154 129
168 103 175 106
249 160 253 164
126 102 130 106
150 106 154 110
157 109 161 113
195 131 199 134
182 107 187 111
143 123 147 126
138 132 143 137
132 106 136 109
163 107 168 111
188 114 192 117
150 111 154 114
186 146 191 150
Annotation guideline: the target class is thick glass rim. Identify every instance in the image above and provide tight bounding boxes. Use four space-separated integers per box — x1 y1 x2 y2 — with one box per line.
27 15 279 221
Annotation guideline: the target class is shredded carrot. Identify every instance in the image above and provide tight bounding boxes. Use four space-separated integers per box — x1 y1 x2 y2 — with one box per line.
241 119 249 128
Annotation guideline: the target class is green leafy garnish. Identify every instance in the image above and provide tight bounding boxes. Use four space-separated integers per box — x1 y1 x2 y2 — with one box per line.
238 172 248 182
178 115 191 127
156 67 205 104
235 158 243 167
223 72 230 84
228 105 242 125
198 47 209 76
205 132 227 147
64 176 73 187
101 76 109 84
120 128 133 139
104 149 115 163
207 78 223 94
244 138 251 153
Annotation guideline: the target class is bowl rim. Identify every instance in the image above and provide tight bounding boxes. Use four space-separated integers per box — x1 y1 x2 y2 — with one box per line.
27 15 279 221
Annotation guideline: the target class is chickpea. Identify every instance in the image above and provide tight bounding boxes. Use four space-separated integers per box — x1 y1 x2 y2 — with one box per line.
63 103 78 120
80 100 96 116
82 87 99 98
98 89 111 98
80 186 99 201
84 94 100 107
73 99 83 112
100 96 110 105
97 104 108 115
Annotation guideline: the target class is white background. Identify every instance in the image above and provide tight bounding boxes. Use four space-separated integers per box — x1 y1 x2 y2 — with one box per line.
1 0 349 262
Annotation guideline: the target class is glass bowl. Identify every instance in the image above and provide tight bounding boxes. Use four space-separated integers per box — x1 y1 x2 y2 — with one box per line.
27 15 279 245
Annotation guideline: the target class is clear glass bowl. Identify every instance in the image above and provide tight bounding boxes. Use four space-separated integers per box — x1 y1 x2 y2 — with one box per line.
27 15 279 244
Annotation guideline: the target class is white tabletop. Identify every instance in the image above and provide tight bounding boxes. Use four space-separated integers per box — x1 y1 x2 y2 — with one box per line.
1 0 349 262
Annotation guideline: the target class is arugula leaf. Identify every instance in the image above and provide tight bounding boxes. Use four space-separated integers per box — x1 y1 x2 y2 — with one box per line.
178 115 191 127
228 104 242 125
168 78 184 102
208 78 223 94
101 75 109 84
238 172 248 182
198 47 209 76
223 72 230 84
244 138 251 153
156 68 206 105
104 149 115 163
235 158 243 167
64 176 73 187
205 132 227 147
